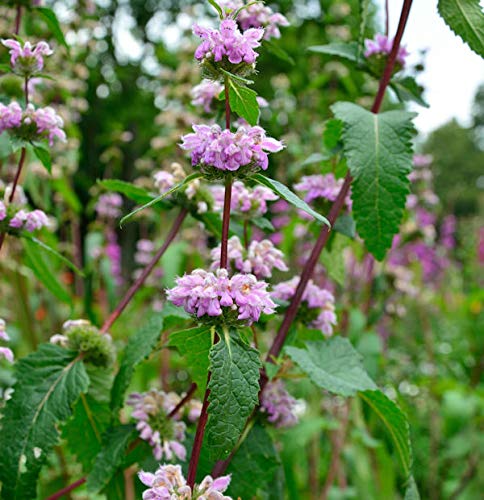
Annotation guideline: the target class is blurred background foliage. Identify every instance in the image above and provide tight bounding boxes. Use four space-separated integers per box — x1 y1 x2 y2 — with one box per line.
0 0 483 499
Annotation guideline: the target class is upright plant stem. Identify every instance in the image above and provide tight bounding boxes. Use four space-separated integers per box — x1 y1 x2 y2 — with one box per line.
14 6 22 35
100 208 188 333
187 75 233 489
212 0 415 478
385 0 390 37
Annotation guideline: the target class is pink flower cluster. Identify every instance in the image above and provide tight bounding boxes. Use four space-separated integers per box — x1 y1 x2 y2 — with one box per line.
167 268 276 325
272 277 337 337
1 202 49 232
294 173 352 209
139 464 232 500
364 34 408 67
191 80 224 112
0 319 14 364
260 379 298 428
193 18 263 65
127 390 189 462
210 236 288 278
221 0 289 40
180 124 283 173
2 39 53 74
211 180 278 216
95 193 123 219
0 102 66 146
153 170 176 194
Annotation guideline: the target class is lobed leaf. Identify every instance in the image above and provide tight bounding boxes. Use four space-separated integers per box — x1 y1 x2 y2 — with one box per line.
332 102 416 260
206 330 261 459
0 344 89 500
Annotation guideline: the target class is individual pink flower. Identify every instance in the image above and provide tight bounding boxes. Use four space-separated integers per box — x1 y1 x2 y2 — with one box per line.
31 105 67 145
167 268 276 325
180 124 283 173
9 209 28 229
127 390 193 462
191 80 224 112
2 39 53 74
0 201 6 221
210 236 288 278
193 18 263 65
0 102 22 133
364 34 408 67
153 170 176 194
260 379 298 428
138 464 232 500
24 209 49 232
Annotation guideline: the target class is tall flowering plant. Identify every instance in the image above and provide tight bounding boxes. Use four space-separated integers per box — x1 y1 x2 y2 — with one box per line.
0 0 481 499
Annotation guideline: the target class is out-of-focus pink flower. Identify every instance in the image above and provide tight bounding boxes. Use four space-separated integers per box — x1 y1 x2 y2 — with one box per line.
364 34 408 66
181 124 283 173
0 201 6 221
193 18 263 65
0 102 22 133
260 379 298 428
191 80 224 112
272 277 337 336
95 193 123 219
295 173 352 209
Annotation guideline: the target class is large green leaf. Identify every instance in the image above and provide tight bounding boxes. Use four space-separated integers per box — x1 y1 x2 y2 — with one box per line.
285 337 377 396
438 0 484 58
359 390 412 477
63 366 112 471
168 325 212 392
206 330 261 459
120 172 202 226
252 173 330 226
110 314 164 413
86 425 135 494
332 102 416 260
228 78 260 125
23 237 73 304
0 344 89 500
226 424 280 499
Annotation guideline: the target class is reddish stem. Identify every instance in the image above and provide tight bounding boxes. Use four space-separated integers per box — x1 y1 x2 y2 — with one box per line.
9 147 27 204
186 376 211 488
167 382 197 418
219 175 232 269
14 6 22 35
385 0 390 37
212 0 415 478
45 477 86 500
100 208 188 333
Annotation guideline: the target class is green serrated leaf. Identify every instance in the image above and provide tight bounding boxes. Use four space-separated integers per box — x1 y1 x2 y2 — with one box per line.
391 77 429 108
228 79 260 125
34 7 69 49
331 102 416 260
86 425 135 493
286 337 377 396
359 390 412 477
333 213 356 238
21 233 84 276
120 172 202 226
438 0 484 57
227 424 280 499
22 237 72 304
308 42 359 62
252 173 330 226
110 314 164 413
168 326 212 392
206 330 261 459
0 344 89 500
98 179 157 205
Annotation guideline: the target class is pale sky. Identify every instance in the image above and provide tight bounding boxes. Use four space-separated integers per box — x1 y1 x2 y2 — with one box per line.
380 0 484 134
